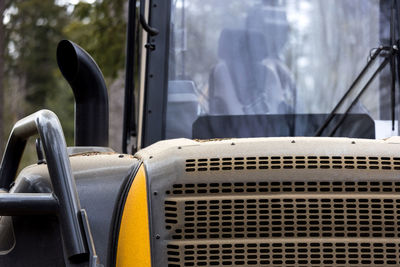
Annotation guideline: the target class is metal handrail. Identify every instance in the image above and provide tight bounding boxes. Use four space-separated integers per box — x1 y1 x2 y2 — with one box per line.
140 0 159 36
0 110 88 262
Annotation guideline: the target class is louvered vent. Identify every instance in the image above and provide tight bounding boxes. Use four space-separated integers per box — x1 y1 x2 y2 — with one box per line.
167 242 400 266
166 181 400 195
185 156 400 172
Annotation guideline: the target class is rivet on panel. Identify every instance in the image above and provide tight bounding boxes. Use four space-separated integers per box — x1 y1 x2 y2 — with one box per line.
291 140 295 143
155 234 161 239
351 141 356 144
118 154 124 158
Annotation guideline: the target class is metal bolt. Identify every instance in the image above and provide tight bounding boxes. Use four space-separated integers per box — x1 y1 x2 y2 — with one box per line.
155 234 161 239
145 43 156 51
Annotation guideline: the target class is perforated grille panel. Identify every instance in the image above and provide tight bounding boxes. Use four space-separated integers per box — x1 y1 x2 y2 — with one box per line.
164 158 400 266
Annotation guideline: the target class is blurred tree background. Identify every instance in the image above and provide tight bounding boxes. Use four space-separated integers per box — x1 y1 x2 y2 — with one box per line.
0 0 129 162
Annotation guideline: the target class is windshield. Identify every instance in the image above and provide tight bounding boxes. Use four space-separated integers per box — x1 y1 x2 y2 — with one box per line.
165 0 398 140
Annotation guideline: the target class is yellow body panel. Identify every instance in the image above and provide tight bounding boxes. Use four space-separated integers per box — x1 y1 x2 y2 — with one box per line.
116 165 151 267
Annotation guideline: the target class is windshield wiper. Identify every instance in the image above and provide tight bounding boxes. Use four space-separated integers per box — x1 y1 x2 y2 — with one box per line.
316 0 400 137
314 46 390 136
327 55 391 137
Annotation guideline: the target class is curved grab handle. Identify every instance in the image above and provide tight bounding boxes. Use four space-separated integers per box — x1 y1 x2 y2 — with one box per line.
0 110 87 261
140 0 159 36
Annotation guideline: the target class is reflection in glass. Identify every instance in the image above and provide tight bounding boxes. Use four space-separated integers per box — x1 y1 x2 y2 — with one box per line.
166 0 395 139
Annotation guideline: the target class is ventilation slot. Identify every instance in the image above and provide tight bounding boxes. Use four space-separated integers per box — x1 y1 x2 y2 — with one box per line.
166 181 400 195
167 241 400 266
185 156 400 172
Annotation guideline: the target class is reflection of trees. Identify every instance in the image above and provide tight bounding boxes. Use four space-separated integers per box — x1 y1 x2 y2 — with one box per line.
290 0 380 115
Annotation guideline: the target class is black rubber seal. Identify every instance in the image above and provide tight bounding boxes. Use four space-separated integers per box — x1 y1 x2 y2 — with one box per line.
108 161 142 267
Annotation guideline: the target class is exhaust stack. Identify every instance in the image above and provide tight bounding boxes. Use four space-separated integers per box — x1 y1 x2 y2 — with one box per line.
57 40 109 147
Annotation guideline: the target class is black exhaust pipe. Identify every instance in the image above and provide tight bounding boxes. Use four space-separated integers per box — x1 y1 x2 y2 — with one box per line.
57 40 109 147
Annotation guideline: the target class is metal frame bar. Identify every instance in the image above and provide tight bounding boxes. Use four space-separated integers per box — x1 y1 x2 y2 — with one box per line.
0 193 58 215
123 0 138 153
141 0 172 147
0 110 89 262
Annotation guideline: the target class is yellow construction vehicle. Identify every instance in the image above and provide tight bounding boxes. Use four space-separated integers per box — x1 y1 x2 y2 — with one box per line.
2 0 400 266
